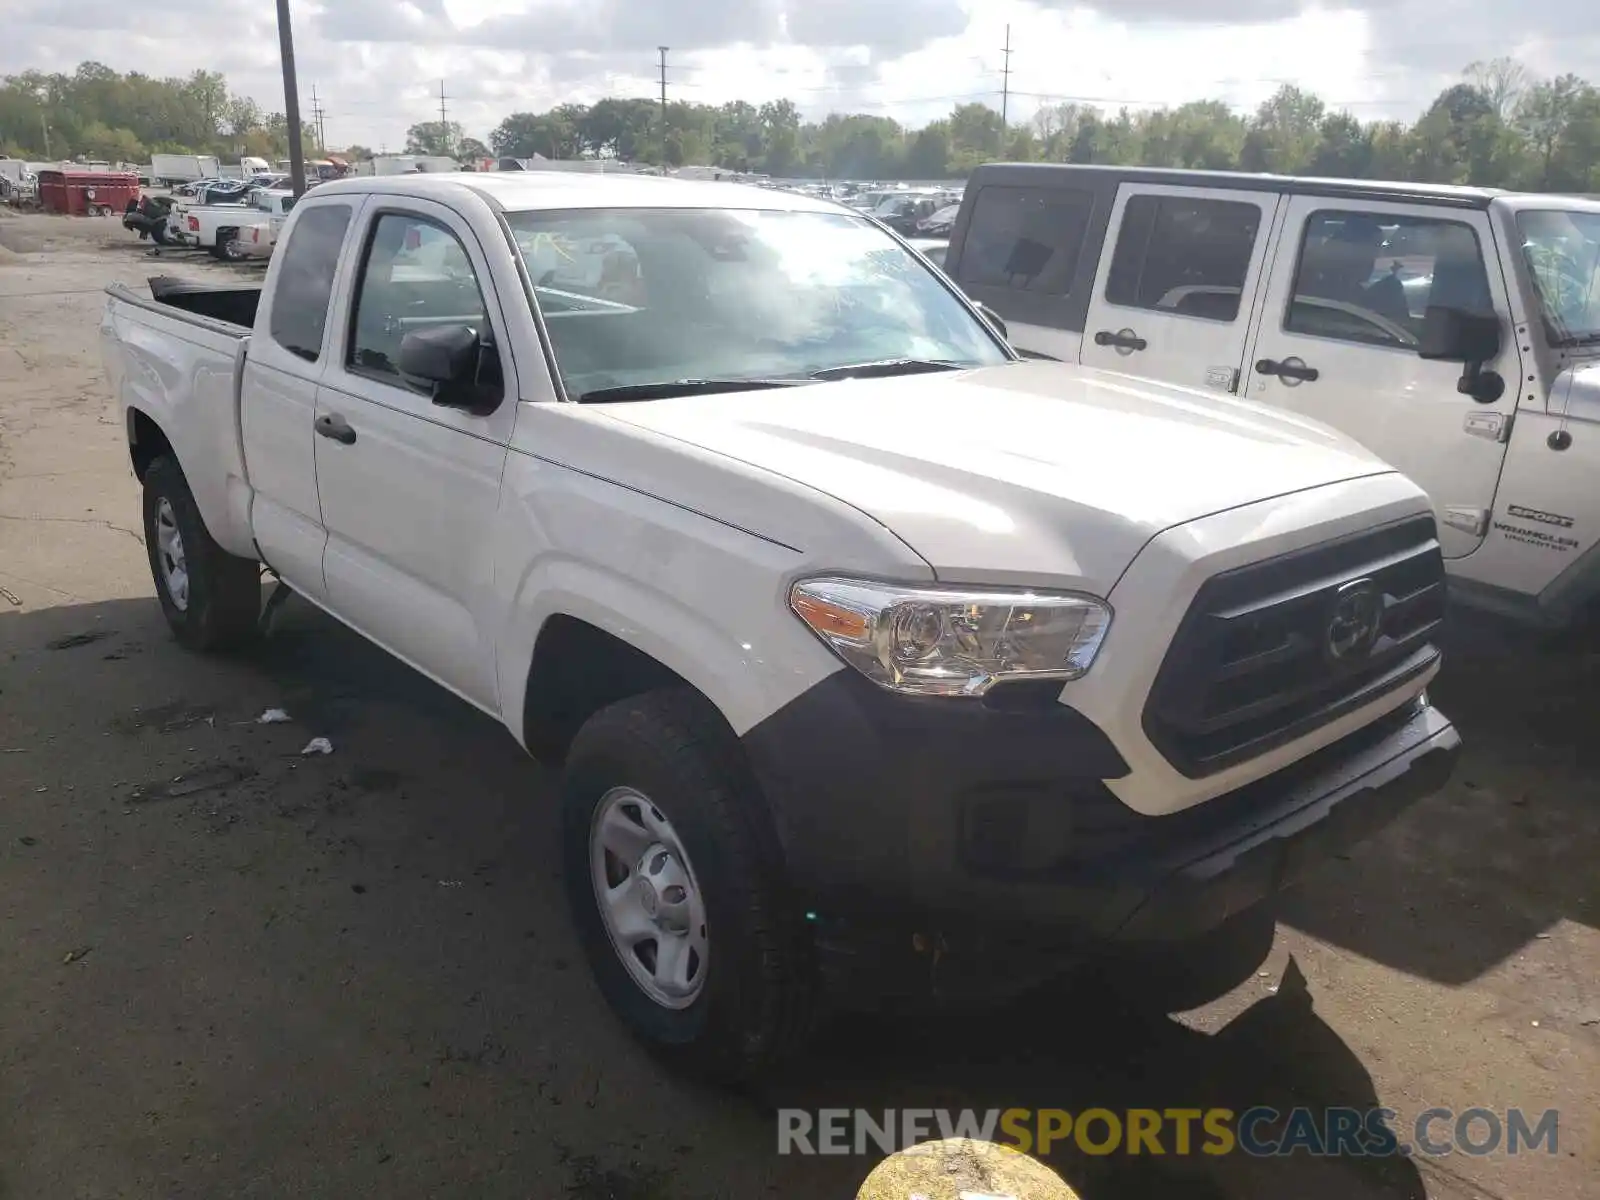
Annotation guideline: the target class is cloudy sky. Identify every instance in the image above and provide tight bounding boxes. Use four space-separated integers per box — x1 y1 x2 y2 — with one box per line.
9 0 1600 150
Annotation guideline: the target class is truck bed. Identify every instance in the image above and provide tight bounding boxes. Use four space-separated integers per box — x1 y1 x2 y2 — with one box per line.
101 277 259 561
147 276 261 329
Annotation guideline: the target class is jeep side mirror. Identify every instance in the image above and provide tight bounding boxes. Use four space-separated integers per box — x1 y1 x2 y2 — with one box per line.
1418 306 1504 404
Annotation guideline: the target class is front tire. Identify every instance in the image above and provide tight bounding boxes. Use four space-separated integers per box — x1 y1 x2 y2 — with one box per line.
561 688 817 1082
141 456 261 652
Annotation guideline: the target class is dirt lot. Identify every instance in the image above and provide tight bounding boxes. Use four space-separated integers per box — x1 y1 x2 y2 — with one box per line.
2 208 1598 1200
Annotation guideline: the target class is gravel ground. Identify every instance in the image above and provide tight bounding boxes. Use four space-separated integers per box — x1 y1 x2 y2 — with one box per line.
2 209 1598 1200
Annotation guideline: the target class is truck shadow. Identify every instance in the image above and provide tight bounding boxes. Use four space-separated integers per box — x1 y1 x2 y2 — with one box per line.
1277 614 1600 985
0 591 1584 1197
760 955 1424 1198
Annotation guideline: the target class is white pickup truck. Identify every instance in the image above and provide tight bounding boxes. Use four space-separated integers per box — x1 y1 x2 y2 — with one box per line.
169 188 284 261
101 172 1459 1079
229 189 297 260
945 164 1600 629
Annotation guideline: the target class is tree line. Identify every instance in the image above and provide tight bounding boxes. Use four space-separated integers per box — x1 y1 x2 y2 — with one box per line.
4 58 1597 194
479 59 1598 192
0 63 315 165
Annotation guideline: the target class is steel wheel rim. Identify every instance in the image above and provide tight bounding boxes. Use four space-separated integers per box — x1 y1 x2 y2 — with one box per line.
155 496 189 611
589 786 709 1010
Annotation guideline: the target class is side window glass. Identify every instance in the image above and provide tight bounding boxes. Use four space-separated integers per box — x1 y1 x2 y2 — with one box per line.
1286 210 1493 350
1104 194 1261 322
962 185 1094 295
269 203 352 362
348 213 490 380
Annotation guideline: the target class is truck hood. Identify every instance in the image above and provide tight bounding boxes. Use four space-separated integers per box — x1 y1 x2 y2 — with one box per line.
600 361 1394 592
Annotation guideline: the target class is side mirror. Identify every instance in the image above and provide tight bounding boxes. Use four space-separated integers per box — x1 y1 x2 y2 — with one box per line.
398 323 502 415
972 300 1008 343
1418 306 1504 404
1418 305 1500 363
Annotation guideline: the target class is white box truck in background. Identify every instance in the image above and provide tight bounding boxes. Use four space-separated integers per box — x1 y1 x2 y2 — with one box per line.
151 154 221 186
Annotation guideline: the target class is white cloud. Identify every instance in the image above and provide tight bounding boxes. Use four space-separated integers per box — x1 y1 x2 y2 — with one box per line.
5 0 1598 150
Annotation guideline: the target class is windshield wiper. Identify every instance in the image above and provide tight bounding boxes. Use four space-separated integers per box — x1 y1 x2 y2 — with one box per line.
1550 331 1600 349
576 377 815 403
808 358 968 381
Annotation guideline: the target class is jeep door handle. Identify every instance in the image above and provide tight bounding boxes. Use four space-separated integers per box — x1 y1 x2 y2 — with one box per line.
1256 357 1319 383
1093 329 1148 352
315 413 357 445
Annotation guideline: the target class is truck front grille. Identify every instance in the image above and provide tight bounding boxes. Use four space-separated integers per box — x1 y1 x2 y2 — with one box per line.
1142 514 1444 778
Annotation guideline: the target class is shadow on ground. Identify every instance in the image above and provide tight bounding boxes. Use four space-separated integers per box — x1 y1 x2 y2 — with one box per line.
2 591 1589 1197
1278 615 1600 987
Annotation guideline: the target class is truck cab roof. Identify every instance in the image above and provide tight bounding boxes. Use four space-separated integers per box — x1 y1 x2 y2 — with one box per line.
306 171 853 215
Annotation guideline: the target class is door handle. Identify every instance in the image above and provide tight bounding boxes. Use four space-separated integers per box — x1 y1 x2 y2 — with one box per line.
315 413 357 445
1463 410 1510 442
1094 329 1148 352
1256 357 1319 384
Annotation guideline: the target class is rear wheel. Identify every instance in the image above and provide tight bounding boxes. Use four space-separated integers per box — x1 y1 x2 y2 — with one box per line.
141 456 261 652
212 228 243 261
561 688 817 1082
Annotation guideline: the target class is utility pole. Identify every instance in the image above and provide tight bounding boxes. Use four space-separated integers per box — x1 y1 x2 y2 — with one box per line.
40 112 51 160
438 80 453 156
999 23 1013 133
274 0 307 197
658 47 669 170
310 84 326 153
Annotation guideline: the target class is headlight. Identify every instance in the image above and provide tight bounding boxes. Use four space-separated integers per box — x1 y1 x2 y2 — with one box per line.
789 576 1111 697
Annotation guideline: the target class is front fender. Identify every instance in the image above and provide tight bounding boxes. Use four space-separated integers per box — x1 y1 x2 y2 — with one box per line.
496 550 839 749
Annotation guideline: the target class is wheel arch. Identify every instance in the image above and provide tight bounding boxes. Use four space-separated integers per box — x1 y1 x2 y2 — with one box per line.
128 406 175 481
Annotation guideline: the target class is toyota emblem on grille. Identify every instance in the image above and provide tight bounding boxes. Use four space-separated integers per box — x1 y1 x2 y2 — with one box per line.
1326 578 1383 662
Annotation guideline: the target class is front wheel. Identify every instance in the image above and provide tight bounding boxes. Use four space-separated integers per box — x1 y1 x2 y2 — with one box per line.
141 456 262 652
561 689 817 1082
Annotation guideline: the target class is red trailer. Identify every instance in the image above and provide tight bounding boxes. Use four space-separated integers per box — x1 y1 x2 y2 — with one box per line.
37 169 141 217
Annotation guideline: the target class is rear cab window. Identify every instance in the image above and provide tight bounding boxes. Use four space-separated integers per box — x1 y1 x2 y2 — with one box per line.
269 203 353 362
962 186 1095 296
1103 195 1262 323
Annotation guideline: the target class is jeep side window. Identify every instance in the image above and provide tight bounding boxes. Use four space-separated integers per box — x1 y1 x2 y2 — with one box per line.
1104 195 1260 322
961 185 1094 295
1285 210 1492 350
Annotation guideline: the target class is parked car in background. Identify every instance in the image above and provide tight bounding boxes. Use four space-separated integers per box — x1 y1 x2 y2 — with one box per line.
1 157 39 206
170 185 274 260
917 202 962 237
102 171 1458 1080
944 162 1600 630
873 191 958 235
230 189 297 260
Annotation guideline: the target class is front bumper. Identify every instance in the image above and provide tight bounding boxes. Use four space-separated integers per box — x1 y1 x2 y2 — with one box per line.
741 671 1458 992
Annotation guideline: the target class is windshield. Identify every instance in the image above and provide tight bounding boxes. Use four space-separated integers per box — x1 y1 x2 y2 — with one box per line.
1516 209 1600 347
505 206 1009 399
